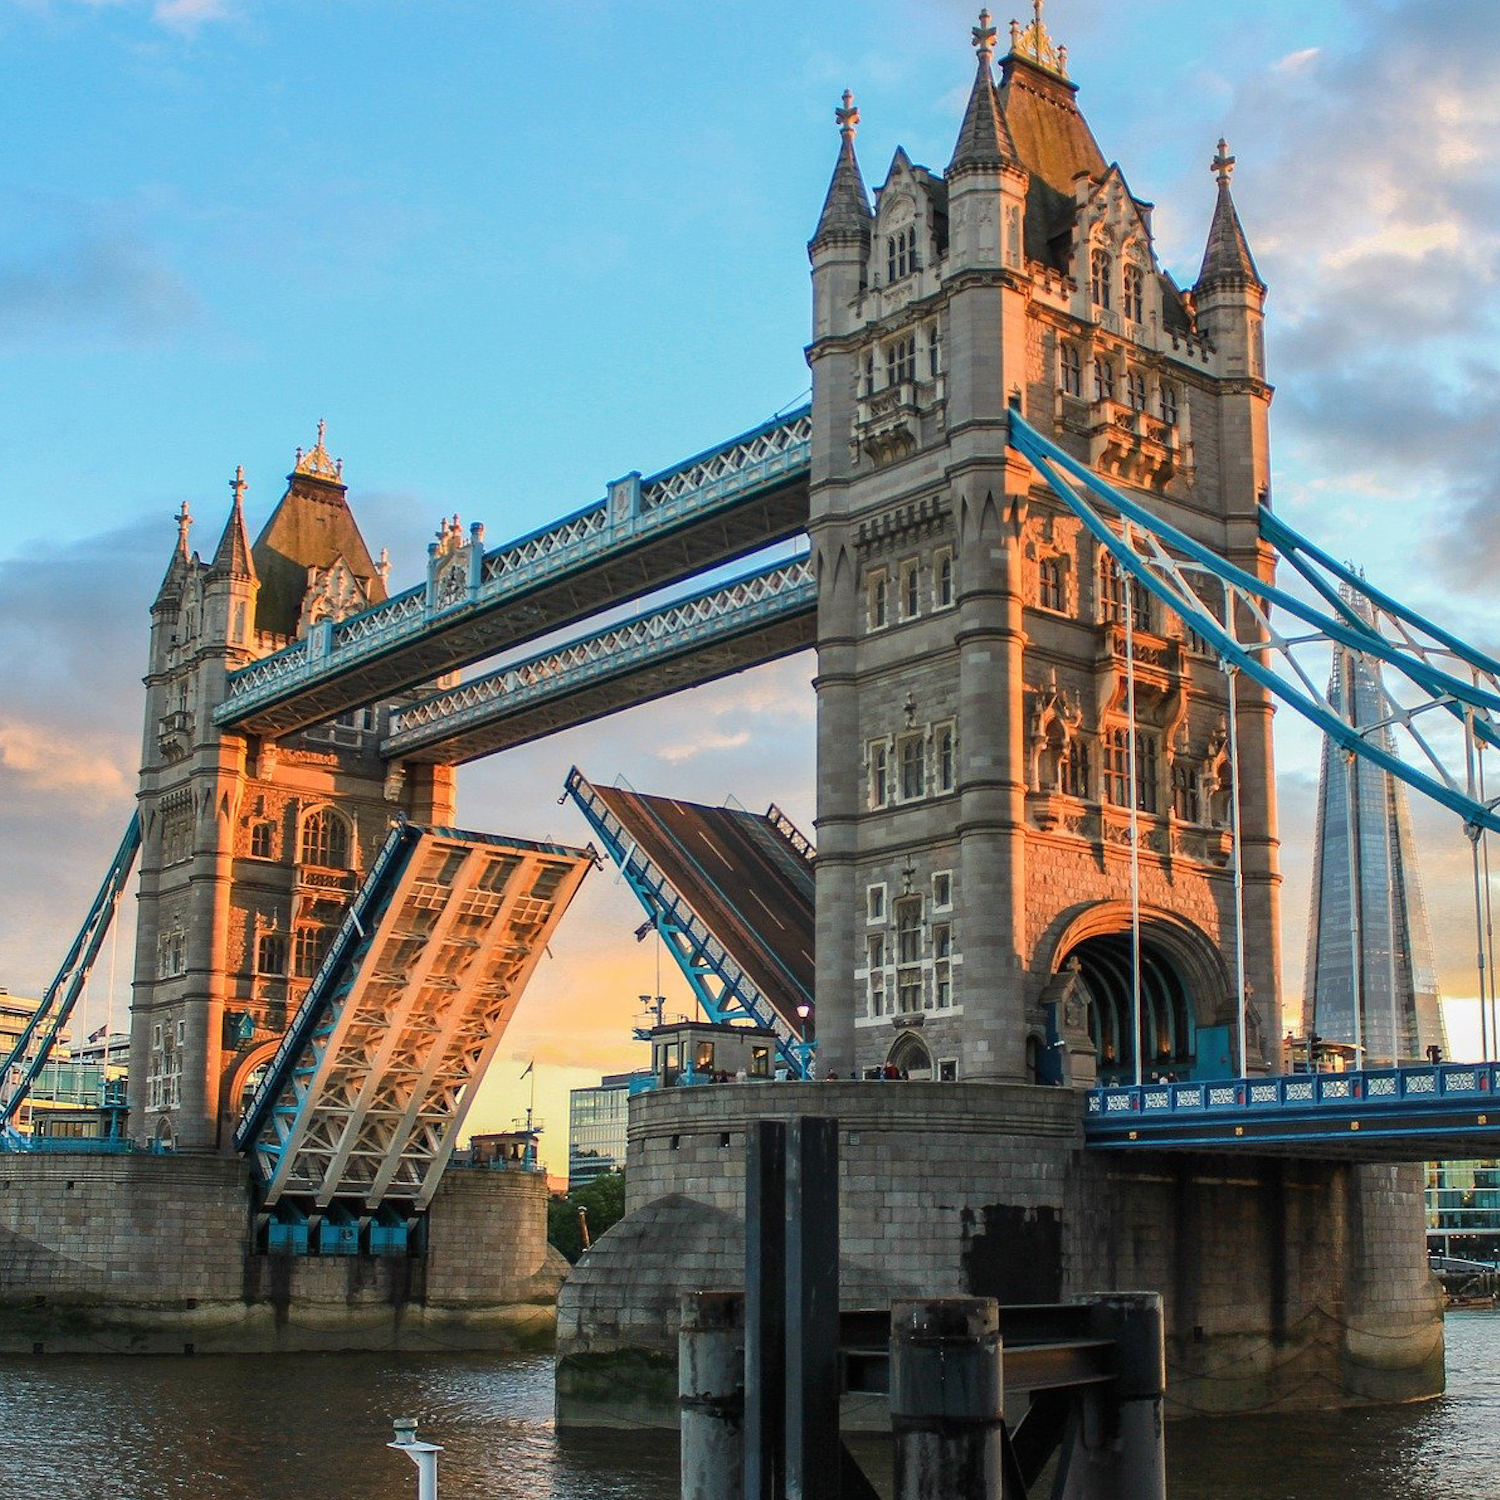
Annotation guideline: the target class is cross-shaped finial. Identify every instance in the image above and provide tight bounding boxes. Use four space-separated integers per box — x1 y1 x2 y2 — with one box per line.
836 89 859 142
972 7 997 61
1212 138 1236 185
176 499 192 543
230 464 247 509
316 418 327 450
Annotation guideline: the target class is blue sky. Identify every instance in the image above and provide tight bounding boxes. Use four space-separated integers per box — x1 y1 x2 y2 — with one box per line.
4 0 1500 1165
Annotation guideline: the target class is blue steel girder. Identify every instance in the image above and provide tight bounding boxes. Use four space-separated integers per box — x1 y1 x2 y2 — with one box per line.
563 767 808 1077
216 407 812 739
0 813 140 1129
1087 1064 1500 1161
1006 412 1500 837
381 554 815 765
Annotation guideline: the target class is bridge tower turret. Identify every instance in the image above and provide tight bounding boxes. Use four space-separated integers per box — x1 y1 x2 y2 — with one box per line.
129 430 455 1151
808 10 1282 1085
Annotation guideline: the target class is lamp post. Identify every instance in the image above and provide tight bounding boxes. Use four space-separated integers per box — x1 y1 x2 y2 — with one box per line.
389 1418 442 1500
794 1001 817 1079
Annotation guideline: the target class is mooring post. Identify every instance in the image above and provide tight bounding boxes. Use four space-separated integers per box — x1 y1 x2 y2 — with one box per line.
890 1297 1004 1500
1059 1293 1167 1500
680 1291 747 1500
745 1119 788 1500
785 1116 841 1500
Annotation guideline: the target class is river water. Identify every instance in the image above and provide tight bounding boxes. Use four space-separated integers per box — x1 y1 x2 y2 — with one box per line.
1 1312 1496 1498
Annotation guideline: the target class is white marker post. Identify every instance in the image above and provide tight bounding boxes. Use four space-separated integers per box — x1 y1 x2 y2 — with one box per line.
389 1418 442 1500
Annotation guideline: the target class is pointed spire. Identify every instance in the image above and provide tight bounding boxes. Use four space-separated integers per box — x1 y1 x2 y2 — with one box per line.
210 465 258 582
949 9 1018 173
811 88 873 247
154 501 192 605
1196 138 1264 292
293 418 344 484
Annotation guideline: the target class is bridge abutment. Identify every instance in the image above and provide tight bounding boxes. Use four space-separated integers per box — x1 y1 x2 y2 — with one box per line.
554 1082 1443 1427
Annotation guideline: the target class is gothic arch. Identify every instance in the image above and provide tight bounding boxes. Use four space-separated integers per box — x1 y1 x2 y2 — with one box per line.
297 803 353 870
223 1037 281 1131
887 1031 933 1079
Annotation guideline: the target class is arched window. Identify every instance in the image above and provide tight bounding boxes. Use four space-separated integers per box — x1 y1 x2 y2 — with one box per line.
1123 263 1144 322
935 552 954 609
886 224 918 283
1093 356 1117 404
1098 552 1151 630
299 807 350 869
249 821 274 860
1159 381 1179 426
1090 247 1112 308
1126 370 1148 412
1038 555 1066 611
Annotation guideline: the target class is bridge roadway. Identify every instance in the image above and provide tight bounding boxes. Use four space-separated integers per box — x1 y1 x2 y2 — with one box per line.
216 407 811 739
1086 1064 1500 1160
381 554 814 764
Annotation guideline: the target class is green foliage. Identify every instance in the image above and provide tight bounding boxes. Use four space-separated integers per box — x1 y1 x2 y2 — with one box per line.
548 1170 627 1263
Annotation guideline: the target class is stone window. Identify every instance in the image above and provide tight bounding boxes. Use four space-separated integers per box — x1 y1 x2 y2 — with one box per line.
939 1058 959 1081
932 870 952 910
899 734 925 800
293 923 333 979
1159 381 1179 426
1063 739 1091 800
1123 263 1144 323
934 550 954 609
750 1046 770 1078
256 931 287 976
935 723 956 793
867 883 887 923
933 923 953 1009
1098 552 1151 630
299 806 351 870
862 350 874 396
1059 342 1082 397
1103 727 1160 814
867 933 887 1015
886 333 917 386
927 322 941 379
1093 354 1117 403
1126 369 1148 412
249 821 274 860
896 898 923 965
1173 762 1202 822
1090 247 1112 309
1038 555 1066 612
887 224 918 283
157 926 186 979
870 743 891 808
867 568 889 630
900 560 921 620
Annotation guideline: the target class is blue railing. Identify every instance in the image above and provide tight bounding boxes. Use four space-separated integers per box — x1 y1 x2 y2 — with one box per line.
1088 1062 1498 1130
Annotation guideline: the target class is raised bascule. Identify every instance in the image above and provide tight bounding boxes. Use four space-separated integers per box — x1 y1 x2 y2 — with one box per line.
6 4 1500 1409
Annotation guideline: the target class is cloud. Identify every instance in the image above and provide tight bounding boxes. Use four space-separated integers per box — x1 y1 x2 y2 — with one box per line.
0 183 205 351
0 719 131 798
657 728 752 764
9 0 238 31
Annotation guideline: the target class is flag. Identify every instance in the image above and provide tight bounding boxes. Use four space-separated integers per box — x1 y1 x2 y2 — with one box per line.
88 1026 107 1044
520 1060 534 1080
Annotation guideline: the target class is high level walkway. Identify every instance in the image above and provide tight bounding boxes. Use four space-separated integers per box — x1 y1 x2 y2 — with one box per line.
216 408 811 738
382 553 814 764
235 822 591 1211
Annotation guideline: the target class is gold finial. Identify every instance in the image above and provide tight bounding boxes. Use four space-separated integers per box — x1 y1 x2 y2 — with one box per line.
294 418 342 481
836 89 859 142
230 464 247 509
1212 138 1236 185
176 499 192 548
1011 0 1067 76
972 8 997 62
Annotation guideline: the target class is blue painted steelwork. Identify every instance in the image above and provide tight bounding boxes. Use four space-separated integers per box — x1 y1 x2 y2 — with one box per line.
383 552 815 763
216 406 812 733
0 813 141 1130
1006 412 1500 833
1086 1062 1500 1158
563 766 809 1078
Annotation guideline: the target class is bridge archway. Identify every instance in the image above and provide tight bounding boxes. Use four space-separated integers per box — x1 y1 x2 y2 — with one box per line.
887 1031 933 1080
225 1038 281 1132
1049 903 1231 1083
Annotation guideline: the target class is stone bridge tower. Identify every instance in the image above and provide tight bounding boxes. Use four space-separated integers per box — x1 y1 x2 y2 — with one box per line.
807 10 1280 1084
130 429 455 1150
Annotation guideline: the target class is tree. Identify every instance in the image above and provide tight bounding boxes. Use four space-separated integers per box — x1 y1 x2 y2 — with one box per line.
548 1170 626 1263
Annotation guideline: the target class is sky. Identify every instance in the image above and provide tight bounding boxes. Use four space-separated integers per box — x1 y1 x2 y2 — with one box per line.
3 0 1500 1172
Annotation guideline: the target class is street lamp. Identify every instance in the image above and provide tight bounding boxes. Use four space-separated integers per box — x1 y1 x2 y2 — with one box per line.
795 1001 817 1079
389 1417 443 1500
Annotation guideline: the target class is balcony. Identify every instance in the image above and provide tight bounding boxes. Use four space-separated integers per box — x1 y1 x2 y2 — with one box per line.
854 377 943 466
156 709 194 760
1085 400 1192 493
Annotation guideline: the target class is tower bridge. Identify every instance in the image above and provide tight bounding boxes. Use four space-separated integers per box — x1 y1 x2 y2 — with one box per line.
2 6 1495 1405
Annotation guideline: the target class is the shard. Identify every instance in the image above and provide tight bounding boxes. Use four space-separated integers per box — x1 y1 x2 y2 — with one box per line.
1304 594 1447 1064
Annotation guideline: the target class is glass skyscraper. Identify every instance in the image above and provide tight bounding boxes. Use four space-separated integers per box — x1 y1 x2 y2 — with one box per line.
1304 595 1447 1063
567 1071 646 1188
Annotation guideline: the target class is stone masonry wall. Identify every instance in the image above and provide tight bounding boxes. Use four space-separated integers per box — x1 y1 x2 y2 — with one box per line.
556 1081 1443 1424
0 1153 563 1354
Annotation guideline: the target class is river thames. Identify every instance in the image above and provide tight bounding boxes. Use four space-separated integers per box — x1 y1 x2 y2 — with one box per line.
1 1311 1495 1498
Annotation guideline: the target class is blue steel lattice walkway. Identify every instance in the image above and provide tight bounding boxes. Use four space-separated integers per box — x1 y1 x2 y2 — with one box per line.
1087 1063 1500 1160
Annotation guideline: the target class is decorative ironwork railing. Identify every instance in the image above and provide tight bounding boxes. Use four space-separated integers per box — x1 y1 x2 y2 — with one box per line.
383 554 813 754
217 407 811 722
